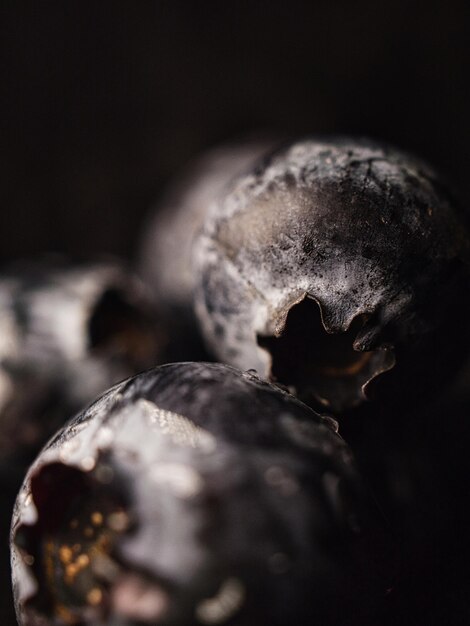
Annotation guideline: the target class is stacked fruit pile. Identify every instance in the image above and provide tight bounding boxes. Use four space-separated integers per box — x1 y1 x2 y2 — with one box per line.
2 137 470 625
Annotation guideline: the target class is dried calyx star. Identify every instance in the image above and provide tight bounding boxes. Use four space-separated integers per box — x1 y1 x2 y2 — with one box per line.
12 362 393 626
14 460 133 625
0 257 163 481
194 137 470 414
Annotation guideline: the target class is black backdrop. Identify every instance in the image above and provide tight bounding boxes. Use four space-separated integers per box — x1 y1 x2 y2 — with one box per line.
1 0 469 263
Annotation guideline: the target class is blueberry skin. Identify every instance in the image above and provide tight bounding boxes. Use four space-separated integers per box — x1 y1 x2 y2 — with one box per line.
12 362 392 626
194 137 470 414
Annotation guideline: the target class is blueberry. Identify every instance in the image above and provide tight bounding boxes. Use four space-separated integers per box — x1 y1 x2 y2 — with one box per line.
0 258 163 480
193 138 470 413
11 362 393 625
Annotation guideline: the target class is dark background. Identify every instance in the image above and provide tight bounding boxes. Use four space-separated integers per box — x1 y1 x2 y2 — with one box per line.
1 0 469 265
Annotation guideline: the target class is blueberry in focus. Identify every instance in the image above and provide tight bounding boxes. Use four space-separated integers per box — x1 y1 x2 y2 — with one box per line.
193 137 470 414
11 362 393 625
